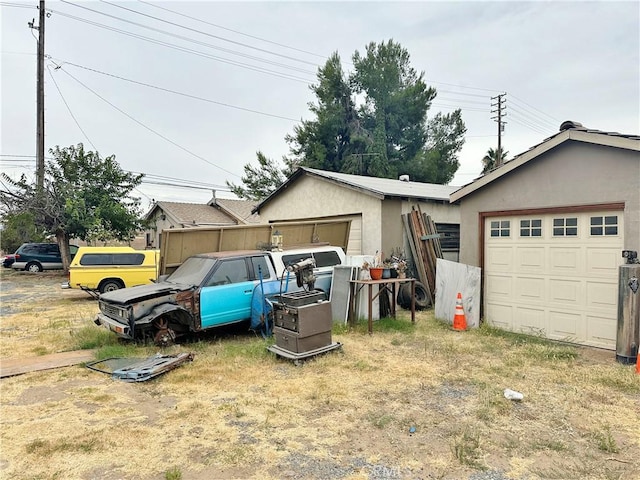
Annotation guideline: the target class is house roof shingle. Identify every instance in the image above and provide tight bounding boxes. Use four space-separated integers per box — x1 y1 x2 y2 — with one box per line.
213 198 261 224
151 201 236 226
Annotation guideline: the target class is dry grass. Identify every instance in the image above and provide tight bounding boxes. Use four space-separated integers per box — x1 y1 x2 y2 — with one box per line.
1 268 639 480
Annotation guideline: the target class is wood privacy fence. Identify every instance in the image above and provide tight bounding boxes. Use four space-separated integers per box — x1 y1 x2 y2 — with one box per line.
402 206 444 306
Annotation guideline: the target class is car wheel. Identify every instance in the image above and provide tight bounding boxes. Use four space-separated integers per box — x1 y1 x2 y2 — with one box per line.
25 262 43 273
100 279 123 294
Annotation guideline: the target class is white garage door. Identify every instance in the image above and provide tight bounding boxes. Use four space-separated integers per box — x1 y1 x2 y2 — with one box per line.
484 210 624 349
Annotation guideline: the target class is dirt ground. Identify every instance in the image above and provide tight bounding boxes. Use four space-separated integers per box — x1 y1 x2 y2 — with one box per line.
0 269 639 480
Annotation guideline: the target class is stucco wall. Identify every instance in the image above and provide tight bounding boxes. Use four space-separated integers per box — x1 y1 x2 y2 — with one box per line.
258 174 463 259
458 141 640 266
257 176 382 255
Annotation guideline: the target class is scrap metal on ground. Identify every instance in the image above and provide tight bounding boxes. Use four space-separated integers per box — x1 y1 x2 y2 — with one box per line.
85 352 194 382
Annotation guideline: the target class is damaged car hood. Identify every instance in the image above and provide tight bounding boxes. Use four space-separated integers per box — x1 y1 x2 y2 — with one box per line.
99 281 194 304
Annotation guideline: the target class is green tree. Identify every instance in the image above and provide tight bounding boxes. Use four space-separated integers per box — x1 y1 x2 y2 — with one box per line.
226 151 296 201
0 144 143 270
0 211 45 254
481 147 509 174
350 40 437 177
232 39 466 200
286 52 361 173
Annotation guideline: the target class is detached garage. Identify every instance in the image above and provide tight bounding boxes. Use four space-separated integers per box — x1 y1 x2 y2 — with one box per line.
451 122 639 350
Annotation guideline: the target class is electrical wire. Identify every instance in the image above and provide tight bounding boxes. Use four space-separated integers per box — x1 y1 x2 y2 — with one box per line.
51 59 301 122
98 0 321 67
47 63 99 151
47 9 315 83
137 0 328 61
56 67 241 179
57 1 318 74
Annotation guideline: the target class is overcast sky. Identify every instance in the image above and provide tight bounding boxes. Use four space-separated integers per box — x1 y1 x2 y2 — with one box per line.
1 1 638 212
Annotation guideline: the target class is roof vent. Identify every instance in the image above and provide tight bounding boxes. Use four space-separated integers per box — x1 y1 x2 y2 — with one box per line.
559 120 584 131
399 175 410 182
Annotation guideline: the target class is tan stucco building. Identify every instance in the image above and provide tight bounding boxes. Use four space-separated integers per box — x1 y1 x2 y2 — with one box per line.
450 121 640 349
253 167 461 260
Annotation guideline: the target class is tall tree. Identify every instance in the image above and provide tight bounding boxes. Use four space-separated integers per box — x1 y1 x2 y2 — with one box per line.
0 144 143 270
286 52 361 173
350 40 437 177
481 147 509 174
232 40 466 200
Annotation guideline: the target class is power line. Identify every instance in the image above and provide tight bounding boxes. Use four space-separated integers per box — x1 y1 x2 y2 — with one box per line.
47 63 99 151
137 0 328 61
51 59 301 122
508 102 558 131
98 0 321 67
0 158 233 193
510 94 561 125
0 1 37 9
56 67 241 179
47 9 315 83
57 1 319 74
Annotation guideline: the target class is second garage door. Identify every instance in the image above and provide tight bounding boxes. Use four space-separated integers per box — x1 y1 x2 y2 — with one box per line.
484 209 624 349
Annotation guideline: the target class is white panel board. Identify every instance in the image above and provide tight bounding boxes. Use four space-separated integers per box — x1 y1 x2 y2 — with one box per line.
435 258 481 328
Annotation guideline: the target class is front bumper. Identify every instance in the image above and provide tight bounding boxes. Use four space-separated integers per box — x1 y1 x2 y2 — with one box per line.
94 313 134 339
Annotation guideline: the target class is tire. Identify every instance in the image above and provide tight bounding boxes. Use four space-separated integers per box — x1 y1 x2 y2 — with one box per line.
99 279 123 294
397 281 431 310
25 262 43 273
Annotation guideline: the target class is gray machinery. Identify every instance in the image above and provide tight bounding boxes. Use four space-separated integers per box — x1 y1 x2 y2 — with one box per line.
616 250 640 364
268 257 342 363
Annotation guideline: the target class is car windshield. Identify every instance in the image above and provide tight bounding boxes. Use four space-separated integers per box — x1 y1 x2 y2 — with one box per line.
165 257 217 286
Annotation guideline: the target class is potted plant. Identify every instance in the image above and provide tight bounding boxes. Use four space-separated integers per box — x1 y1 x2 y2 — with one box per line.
390 250 408 279
366 251 384 280
382 259 393 279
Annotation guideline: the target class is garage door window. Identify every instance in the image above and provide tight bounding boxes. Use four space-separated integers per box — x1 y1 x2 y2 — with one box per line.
553 217 578 236
590 215 618 236
520 219 542 237
490 220 510 237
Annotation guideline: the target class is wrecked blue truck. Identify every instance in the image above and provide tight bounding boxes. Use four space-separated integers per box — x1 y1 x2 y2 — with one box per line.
94 248 343 346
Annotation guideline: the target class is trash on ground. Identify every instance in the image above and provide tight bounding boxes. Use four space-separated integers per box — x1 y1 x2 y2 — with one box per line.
86 352 194 382
504 388 524 401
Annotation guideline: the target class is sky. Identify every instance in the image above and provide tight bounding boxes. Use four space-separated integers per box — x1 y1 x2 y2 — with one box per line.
1 1 639 213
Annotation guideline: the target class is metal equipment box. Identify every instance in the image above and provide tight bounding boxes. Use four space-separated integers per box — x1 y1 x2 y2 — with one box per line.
273 327 333 353
277 290 326 307
274 301 332 336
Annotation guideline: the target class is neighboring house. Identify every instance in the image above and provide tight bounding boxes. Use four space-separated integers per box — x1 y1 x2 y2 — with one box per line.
144 195 260 248
252 167 461 260
450 121 640 350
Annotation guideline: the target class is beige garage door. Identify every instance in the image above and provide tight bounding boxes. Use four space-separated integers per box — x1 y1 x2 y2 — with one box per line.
484 210 624 349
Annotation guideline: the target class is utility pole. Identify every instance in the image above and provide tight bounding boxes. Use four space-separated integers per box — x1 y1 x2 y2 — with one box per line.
29 1 46 189
491 93 506 167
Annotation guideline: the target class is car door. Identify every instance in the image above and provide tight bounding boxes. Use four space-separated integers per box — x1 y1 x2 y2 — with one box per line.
45 244 63 269
199 258 256 328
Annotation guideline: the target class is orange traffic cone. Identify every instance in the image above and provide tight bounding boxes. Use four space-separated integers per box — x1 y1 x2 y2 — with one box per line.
453 292 467 331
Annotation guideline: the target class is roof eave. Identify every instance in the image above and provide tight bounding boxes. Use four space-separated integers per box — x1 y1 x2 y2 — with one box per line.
450 130 640 203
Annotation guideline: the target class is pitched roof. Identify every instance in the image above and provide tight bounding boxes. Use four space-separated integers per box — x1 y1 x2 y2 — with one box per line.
148 201 237 226
254 167 459 213
212 198 261 224
450 122 640 203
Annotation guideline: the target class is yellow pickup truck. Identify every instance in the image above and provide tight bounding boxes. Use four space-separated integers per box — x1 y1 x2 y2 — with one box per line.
62 246 159 294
